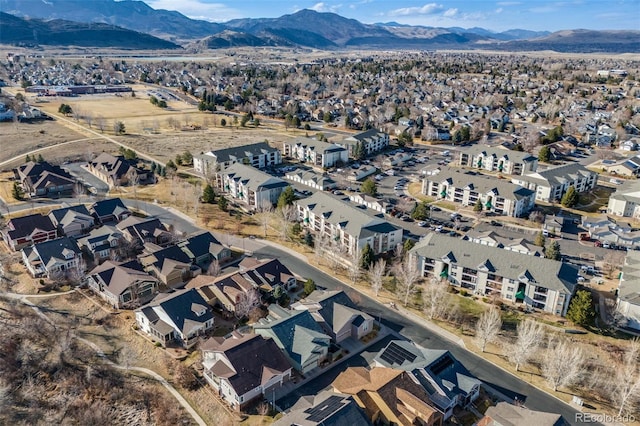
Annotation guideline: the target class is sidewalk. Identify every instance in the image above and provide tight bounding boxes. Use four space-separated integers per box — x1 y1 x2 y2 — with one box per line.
272 324 391 402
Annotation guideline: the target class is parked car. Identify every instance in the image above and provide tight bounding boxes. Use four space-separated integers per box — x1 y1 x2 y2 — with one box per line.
418 221 427 227
594 241 603 247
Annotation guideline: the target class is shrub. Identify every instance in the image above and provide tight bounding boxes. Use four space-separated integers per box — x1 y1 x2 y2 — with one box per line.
155 342 162 347
460 289 468 297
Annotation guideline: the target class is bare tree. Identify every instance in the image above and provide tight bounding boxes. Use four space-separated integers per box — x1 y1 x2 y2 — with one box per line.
422 278 451 320
278 205 297 241
394 255 421 307
368 258 387 297
603 251 626 279
509 319 545 371
255 200 274 238
207 259 221 277
96 115 105 133
542 337 585 392
66 259 87 285
610 338 640 416
235 289 262 319
348 248 362 284
314 233 327 263
474 307 503 353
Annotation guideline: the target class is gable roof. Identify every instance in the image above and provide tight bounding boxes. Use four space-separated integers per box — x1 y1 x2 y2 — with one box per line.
177 231 226 259
203 142 278 163
618 250 640 306
49 205 93 227
91 198 130 220
482 402 565 426
6 213 56 240
139 288 213 336
297 191 400 239
201 334 291 395
288 137 347 154
76 225 122 251
88 259 156 296
273 390 372 426
428 168 535 200
143 245 193 274
222 163 289 192
464 145 536 163
31 237 81 269
254 309 330 367
118 217 168 243
299 290 372 334
411 233 577 294
518 163 595 188
239 257 295 291
90 152 142 181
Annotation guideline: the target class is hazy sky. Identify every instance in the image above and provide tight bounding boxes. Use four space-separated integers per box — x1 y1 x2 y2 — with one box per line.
144 0 640 31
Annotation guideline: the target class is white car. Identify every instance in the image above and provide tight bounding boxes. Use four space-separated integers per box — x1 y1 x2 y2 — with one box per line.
418 221 427 227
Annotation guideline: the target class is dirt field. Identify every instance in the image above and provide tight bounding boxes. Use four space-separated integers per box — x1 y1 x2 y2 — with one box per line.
0 118 87 169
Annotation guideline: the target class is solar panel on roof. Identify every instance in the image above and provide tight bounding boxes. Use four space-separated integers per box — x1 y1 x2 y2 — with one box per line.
304 395 345 422
379 342 418 366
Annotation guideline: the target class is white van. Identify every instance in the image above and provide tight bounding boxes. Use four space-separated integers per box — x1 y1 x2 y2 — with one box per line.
442 150 451 157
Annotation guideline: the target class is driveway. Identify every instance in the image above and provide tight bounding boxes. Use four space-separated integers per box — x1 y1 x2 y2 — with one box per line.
62 162 110 195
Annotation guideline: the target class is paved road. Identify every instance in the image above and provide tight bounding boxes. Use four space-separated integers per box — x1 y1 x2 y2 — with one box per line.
251 243 584 424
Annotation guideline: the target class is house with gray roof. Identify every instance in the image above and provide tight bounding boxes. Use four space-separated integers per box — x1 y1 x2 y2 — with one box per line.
615 250 640 332
423 169 535 217
296 191 402 257
411 233 577 316
86 259 159 308
14 161 76 198
603 155 640 177
216 163 290 209
273 390 372 426
90 198 131 224
87 153 150 187
201 333 292 411
76 225 123 263
511 163 597 203
283 137 348 168
607 180 640 218
291 290 374 343
117 216 173 247
254 307 331 374
22 236 83 278
458 146 538 175
478 401 567 426
48 205 95 237
285 167 337 191
374 340 481 420
135 288 214 348
194 141 281 175
339 129 389 158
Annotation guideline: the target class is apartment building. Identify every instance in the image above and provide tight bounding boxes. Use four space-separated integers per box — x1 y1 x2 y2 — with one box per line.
511 163 597 203
282 137 348 168
458 146 538 175
607 180 640 218
410 233 577 316
339 129 390 158
296 191 402 256
216 163 289 209
422 169 535 217
193 142 281 175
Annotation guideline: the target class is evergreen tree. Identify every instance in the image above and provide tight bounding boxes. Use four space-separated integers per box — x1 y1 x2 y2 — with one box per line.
277 186 297 209
403 239 416 253
360 243 374 270
304 230 314 247
566 289 595 327
546 240 561 261
36 154 44 163
202 184 216 204
538 146 551 162
473 199 483 212
534 231 546 247
25 154 31 163
166 160 177 171
561 186 578 208
218 196 228 212
304 279 316 296
11 182 24 201
410 202 430 220
361 178 378 197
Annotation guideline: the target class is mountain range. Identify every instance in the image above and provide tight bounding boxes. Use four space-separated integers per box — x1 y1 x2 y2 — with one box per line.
1 0 639 53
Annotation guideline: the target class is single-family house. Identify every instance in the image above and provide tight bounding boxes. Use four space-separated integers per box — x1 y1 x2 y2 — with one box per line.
48 205 95 237
621 140 638 152
135 288 214 348
87 153 150 187
273 390 372 426
14 161 76 198
86 260 159 308
117 216 173 247
2 213 57 251
237 257 297 292
411 233 577 316
374 340 480 420
90 198 132 224
424 169 535 217
139 245 197 287
194 142 282 175
291 290 374 343
177 231 231 267
216 163 290 209
76 225 123 262
282 137 348 169
22 237 83 278
201 333 292 411
478 402 567 426
254 307 331 374
332 366 444 426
